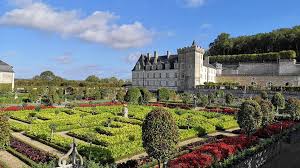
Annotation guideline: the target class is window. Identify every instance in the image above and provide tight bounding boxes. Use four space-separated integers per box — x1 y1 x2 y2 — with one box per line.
175 73 178 78
147 73 149 78
166 73 169 78
159 73 162 78
166 81 169 86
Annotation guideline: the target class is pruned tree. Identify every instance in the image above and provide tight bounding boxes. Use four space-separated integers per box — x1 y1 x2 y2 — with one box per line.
271 92 285 113
285 98 300 120
237 100 262 135
142 108 179 167
260 100 275 126
225 93 234 105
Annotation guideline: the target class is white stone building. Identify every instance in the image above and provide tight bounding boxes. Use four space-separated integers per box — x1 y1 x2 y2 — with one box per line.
0 60 15 90
132 41 217 91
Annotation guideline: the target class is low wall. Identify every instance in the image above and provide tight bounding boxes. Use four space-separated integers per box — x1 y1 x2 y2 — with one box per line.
217 75 300 87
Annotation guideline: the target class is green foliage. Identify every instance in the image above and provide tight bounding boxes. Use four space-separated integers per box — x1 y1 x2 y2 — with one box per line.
157 88 170 101
124 88 142 104
225 93 234 105
209 50 296 64
238 100 262 135
142 108 179 162
260 91 268 100
0 114 10 149
260 100 275 126
271 92 285 112
285 98 300 120
86 75 100 82
180 93 192 105
116 90 126 102
208 93 215 104
197 95 209 107
139 88 152 104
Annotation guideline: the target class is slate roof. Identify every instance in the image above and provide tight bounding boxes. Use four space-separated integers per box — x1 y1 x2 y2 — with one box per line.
0 60 14 73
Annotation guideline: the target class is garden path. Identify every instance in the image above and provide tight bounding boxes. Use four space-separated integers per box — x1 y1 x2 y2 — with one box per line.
0 150 29 168
11 132 64 157
9 118 29 125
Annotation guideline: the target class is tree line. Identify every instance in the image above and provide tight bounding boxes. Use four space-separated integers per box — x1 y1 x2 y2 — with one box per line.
207 25 300 61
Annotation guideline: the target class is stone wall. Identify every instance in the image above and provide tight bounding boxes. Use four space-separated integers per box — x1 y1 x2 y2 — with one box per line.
217 75 300 87
278 59 300 75
0 72 14 90
238 62 278 75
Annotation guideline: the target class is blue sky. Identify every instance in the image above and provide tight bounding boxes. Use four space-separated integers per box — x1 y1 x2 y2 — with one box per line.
0 0 299 80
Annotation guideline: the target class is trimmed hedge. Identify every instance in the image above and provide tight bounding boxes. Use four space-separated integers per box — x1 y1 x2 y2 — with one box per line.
209 50 296 64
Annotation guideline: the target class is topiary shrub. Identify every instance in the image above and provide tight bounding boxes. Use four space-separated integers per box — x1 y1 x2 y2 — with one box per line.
238 100 262 135
180 93 192 105
139 87 152 104
271 92 285 113
285 98 300 120
198 95 209 107
0 114 10 149
260 100 275 126
260 91 268 100
225 93 234 105
124 88 141 104
142 108 179 167
157 88 170 102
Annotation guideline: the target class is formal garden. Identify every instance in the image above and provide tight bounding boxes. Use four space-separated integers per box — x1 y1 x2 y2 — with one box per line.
0 86 300 168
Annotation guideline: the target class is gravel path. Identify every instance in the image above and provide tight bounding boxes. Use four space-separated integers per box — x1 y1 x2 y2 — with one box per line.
0 150 29 168
11 132 64 157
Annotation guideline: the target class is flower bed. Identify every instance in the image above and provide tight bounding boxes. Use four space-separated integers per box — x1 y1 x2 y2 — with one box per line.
78 102 122 107
169 135 258 167
1 105 55 112
254 121 297 138
204 108 238 115
10 138 53 163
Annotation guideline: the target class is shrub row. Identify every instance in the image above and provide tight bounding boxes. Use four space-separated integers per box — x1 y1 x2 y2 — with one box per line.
209 50 296 64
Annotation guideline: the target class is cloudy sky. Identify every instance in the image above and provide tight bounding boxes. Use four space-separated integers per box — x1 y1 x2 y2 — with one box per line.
0 0 299 79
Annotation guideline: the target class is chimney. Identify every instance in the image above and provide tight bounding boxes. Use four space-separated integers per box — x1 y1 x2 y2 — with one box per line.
147 53 150 60
167 51 170 59
154 51 158 64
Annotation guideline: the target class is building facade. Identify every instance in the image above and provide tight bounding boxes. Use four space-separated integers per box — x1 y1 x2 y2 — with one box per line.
132 41 217 91
0 60 15 90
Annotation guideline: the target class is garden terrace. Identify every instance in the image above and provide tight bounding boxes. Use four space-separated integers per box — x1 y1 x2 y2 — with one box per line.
6 105 238 164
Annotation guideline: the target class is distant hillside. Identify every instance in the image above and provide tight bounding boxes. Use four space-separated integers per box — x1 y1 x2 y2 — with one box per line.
207 25 300 61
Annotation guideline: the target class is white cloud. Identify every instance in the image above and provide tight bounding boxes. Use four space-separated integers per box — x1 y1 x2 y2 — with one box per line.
124 52 141 64
200 23 212 29
54 53 73 64
183 0 206 8
1 0 153 49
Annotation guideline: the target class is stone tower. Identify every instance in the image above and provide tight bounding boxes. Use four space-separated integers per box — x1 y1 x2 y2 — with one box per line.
177 41 205 91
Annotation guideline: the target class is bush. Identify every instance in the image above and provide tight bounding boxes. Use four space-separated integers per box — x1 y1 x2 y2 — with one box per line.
180 93 192 105
198 95 209 107
0 114 10 149
225 93 234 105
142 108 179 165
157 88 170 102
238 100 262 135
124 88 141 104
271 92 285 112
285 98 300 120
260 91 268 100
139 88 152 104
260 100 275 126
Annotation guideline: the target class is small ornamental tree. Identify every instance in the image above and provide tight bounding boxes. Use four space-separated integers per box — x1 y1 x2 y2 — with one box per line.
157 88 170 102
260 100 275 126
116 90 126 102
180 93 192 105
271 92 285 113
208 93 215 105
0 114 10 149
285 98 300 120
238 100 262 135
260 91 268 100
198 95 209 107
225 93 234 105
124 88 141 104
142 108 179 167
139 88 152 104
